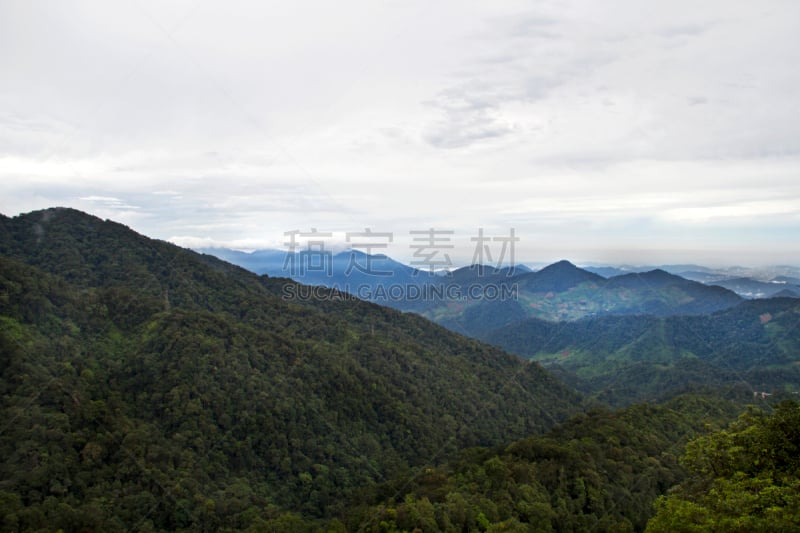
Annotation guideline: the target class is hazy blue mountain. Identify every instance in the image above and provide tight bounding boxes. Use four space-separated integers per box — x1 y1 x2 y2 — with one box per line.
710 277 800 299
200 247 444 309
655 264 718 274
602 269 743 315
418 262 742 332
676 270 731 283
205 247 745 333
583 265 625 277
771 287 800 298
206 247 746 311
516 259 606 292
197 247 289 274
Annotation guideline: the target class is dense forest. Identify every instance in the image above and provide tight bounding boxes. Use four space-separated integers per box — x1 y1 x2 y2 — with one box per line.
0 208 579 530
1 208 798 532
485 300 800 406
340 395 745 532
646 400 800 532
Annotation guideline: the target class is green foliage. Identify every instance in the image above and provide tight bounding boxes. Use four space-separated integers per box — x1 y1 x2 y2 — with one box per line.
0 208 582 530
0 208 769 532
349 396 740 532
646 400 800 532
486 300 800 406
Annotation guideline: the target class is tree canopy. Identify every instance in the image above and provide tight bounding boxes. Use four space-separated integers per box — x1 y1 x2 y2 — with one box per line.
646 400 800 532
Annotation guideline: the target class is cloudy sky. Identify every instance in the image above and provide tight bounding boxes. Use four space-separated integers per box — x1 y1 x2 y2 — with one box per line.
2 0 799 267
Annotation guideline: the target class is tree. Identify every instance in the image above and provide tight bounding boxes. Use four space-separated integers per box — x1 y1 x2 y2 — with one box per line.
646 401 800 532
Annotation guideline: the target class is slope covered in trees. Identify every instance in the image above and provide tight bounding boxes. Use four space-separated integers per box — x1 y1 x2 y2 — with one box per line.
484 299 800 406
0 208 581 530
325 395 744 532
647 400 800 532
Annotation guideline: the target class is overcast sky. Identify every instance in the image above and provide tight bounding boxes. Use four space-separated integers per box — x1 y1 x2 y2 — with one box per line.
2 0 799 267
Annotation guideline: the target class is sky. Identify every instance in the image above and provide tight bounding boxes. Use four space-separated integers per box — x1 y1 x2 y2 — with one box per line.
1 0 799 267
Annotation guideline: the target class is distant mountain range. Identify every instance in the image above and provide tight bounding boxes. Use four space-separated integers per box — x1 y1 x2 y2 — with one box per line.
202 247 800 301
704 277 800 299
198 247 800 409
585 264 800 298
201 248 751 331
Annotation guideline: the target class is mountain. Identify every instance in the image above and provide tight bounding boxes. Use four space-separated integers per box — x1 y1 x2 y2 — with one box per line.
585 264 715 278
445 263 531 282
606 269 699 289
0 208 582 529
602 269 744 315
655 264 717 274
484 297 800 406
583 265 628 277
422 261 601 336
676 270 730 283
289 249 436 301
517 259 606 292
197 247 290 274
416 263 742 335
201 247 440 310
772 288 800 298
200 247 425 281
205 248 744 325
710 277 800 299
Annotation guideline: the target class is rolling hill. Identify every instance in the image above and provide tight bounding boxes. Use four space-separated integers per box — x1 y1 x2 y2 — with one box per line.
484 297 800 406
0 207 582 530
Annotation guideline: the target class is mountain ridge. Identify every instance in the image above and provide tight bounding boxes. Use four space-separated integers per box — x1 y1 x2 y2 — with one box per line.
0 207 582 527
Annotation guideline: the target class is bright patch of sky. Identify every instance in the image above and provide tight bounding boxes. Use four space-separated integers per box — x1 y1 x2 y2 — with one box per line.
2 0 799 266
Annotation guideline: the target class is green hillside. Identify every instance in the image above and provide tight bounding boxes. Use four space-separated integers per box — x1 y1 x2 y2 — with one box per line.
328 395 745 532
0 208 581 530
485 299 800 406
647 400 800 532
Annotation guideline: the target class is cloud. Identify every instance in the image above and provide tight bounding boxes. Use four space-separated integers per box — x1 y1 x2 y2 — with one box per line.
657 23 711 39
79 196 141 209
422 84 518 149
1 0 800 265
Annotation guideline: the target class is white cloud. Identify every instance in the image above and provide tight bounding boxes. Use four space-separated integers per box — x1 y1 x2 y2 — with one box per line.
1 0 799 265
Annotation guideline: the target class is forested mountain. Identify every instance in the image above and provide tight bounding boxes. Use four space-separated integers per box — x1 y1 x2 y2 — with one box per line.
420 261 743 338
0 208 581 530
484 297 800 406
302 395 746 532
